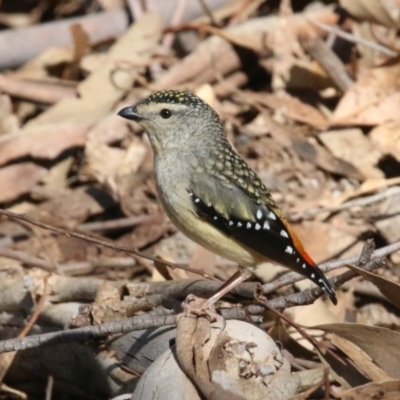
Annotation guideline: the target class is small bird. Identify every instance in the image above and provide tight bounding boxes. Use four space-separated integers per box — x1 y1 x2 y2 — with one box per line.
118 90 337 305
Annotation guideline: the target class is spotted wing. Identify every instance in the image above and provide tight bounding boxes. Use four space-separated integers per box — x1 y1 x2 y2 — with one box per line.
190 175 337 304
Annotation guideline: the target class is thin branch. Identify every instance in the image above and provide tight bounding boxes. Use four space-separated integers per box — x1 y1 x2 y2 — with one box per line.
261 239 399 294
301 35 353 92
0 307 261 354
0 208 213 280
0 252 388 355
308 18 398 57
290 186 400 222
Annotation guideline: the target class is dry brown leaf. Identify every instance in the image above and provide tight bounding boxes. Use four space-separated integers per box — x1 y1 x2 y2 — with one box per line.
319 128 383 179
0 163 47 203
33 186 114 226
335 380 400 400
292 138 364 180
347 264 400 309
331 334 393 382
250 92 328 130
314 323 400 379
0 123 88 166
319 345 369 389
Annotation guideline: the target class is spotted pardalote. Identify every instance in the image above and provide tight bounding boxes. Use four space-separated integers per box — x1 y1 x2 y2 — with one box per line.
118 90 337 305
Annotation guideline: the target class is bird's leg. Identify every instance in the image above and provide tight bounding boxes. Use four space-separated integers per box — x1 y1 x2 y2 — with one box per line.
205 266 253 307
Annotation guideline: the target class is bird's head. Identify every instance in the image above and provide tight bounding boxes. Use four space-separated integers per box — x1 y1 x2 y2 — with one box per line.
118 90 222 153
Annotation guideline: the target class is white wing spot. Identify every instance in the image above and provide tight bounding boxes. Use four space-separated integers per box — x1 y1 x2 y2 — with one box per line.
255 223 261 230
229 221 234 226
318 279 323 283
263 221 270 230
296 258 300 263
213 216 218 220
256 210 262 220
285 246 293 254
246 222 252 229
237 222 242 227
194 198 200 203
311 273 315 279
280 229 289 238
189 192 193 197
268 211 276 220
302 264 306 269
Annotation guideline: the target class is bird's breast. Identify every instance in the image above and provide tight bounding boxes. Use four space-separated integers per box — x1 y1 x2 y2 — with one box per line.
153 154 259 267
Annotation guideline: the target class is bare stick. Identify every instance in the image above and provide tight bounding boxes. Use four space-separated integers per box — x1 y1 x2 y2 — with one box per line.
0 208 212 280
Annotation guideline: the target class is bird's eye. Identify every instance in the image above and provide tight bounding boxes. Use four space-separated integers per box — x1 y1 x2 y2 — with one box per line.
160 109 172 119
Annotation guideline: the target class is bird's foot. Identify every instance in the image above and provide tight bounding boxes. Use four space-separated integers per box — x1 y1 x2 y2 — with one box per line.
181 294 223 324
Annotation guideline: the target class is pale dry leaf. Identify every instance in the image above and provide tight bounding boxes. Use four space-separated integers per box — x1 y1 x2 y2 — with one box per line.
369 122 400 162
16 46 74 80
83 144 126 187
332 64 400 125
26 13 163 127
319 128 383 179
117 137 147 179
85 136 147 198
250 92 328 130
340 0 399 28
86 111 130 146
294 221 359 264
0 123 88 166
189 246 216 279
322 176 400 206
375 192 400 242
314 323 400 379
196 84 217 110
41 156 74 190
0 163 47 203
0 94 19 135
358 302 400 328
286 299 339 351
268 2 305 91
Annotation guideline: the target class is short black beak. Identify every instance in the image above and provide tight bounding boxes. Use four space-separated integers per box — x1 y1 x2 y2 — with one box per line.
117 106 143 121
